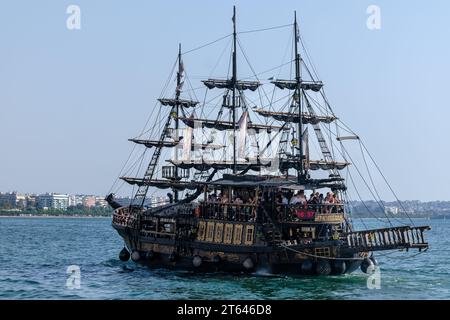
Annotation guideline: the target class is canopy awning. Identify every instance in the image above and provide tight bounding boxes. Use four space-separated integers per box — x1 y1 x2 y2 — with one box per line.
203 174 345 190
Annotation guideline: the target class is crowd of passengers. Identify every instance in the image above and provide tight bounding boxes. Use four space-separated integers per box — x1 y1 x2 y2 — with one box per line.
274 190 344 214
203 191 257 221
200 189 344 221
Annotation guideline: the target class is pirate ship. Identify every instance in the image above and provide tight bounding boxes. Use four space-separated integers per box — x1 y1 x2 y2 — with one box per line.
106 7 430 275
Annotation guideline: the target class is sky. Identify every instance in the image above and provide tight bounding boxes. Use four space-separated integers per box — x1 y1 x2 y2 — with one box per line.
0 0 449 201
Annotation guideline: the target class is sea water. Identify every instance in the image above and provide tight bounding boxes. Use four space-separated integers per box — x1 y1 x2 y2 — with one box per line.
0 217 448 299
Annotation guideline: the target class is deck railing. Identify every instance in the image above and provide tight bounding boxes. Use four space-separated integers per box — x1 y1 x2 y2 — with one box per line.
269 203 345 223
198 202 258 222
344 225 430 251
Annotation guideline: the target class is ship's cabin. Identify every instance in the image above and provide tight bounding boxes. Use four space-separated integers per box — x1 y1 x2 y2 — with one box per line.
195 174 349 243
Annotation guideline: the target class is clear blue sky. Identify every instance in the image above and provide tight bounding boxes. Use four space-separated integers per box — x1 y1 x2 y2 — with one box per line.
0 0 448 200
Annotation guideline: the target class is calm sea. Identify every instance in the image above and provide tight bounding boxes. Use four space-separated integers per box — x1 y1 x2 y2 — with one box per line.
0 217 448 299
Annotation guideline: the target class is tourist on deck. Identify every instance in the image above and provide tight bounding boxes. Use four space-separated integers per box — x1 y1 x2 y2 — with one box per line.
318 193 324 204
308 192 320 212
275 193 283 205
324 192 336 213
209 193 217 202
290 193 301 205
298 190 307 205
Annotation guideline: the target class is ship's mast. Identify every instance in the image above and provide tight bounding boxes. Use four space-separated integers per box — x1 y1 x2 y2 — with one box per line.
294 11 304 182
174 43 182 202
232 6 238 174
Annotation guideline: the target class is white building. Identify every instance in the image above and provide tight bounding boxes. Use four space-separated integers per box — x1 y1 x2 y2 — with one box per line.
150 196 168 208
95 196 108 208
384 206 399 215
69 195 83 207
37 193 70 210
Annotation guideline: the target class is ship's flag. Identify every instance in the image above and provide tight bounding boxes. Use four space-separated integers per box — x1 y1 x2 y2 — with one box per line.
176 81 184 94
179 60 185 77
238 111 248 158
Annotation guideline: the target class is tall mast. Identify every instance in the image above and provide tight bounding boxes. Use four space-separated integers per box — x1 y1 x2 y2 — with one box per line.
232 5 237 174
294 11 304 182
175 43 182 202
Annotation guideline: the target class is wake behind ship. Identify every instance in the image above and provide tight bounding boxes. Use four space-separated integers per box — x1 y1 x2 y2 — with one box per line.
106 7 429 276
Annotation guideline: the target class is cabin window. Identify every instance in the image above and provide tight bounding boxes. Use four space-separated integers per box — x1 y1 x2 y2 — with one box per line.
214 223 224 243
206 222 215 242
224 223 234 244
244 225 255 245
197 221 206 241
314 247 330 257
301 226 316 239
163 223 173 233
233 224 243 245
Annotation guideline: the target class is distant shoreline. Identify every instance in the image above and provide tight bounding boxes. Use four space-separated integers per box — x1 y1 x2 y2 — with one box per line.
0 215 111 218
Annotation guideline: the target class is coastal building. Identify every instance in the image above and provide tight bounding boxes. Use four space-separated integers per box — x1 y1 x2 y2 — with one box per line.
385 206 399 215
25 194 37 209
69 195 83 207
150 196 168 208
0 192 27 209
95 197 108 208
0 192 19 208
36 193 70 210
82 196 96 208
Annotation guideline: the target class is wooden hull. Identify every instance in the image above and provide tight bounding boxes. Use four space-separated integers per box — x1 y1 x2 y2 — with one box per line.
114 223 365 276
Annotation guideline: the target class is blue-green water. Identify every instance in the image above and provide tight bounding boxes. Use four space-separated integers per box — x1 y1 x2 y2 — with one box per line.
0 217 448 299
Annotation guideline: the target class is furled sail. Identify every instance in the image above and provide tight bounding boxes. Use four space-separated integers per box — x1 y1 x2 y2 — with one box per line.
238 111 248 158
158 98 199 108
178 116 287 132
303 127 310 170
169 159 270 172
129 138 223 150
202 79 260 91
128 139 179 148
120 177 199 190
182 125 193 161
280 159 350 171
271 79 323 92
255 109 336 124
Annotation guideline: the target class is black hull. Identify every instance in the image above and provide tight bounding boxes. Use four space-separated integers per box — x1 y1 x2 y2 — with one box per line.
125 251 363 276
114 224 365 276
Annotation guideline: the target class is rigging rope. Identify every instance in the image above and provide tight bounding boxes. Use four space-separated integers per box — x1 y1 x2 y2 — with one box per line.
182 34 232 55
238 23 293 34
280 244 366 261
